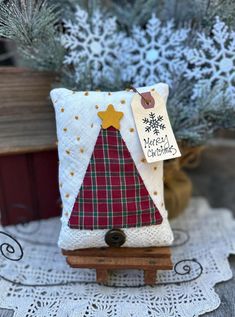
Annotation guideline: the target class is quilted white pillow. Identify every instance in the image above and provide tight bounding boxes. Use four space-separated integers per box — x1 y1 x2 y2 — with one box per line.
50 83 174 250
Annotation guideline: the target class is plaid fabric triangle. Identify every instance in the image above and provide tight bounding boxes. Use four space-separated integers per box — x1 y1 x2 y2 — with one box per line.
69 127 163 230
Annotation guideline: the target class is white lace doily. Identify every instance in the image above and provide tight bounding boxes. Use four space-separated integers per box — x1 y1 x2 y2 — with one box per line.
0 197 234 317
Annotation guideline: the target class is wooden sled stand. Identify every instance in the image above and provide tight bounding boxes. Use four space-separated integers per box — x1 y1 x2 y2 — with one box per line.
62 246 173 285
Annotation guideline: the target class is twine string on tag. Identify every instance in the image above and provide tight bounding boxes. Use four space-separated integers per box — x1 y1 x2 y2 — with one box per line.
130 86 150 105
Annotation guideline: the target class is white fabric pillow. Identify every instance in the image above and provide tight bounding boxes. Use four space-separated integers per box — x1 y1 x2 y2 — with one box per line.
50 83 174 250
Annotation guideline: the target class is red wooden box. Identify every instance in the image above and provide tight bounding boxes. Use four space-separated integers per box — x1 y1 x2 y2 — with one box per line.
0 150 61 226
0 67 61 225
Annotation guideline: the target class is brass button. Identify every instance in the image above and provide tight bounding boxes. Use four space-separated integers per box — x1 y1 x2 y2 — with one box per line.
105 229 126 247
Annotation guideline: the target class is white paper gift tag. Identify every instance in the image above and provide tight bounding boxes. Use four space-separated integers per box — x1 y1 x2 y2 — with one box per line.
131 90 181 163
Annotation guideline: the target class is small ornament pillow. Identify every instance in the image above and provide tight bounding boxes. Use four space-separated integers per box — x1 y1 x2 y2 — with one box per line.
51 83 174 250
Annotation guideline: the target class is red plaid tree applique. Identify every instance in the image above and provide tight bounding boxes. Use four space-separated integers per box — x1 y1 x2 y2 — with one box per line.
68 105 163 230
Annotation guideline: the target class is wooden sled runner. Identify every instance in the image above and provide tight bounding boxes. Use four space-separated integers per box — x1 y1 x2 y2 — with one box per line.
62 246 173 285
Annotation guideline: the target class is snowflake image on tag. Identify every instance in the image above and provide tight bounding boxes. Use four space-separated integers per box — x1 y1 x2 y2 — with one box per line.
131 90 181 162
143 112 166 135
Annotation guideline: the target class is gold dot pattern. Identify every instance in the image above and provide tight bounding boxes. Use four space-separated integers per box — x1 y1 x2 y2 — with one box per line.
55 90 168 226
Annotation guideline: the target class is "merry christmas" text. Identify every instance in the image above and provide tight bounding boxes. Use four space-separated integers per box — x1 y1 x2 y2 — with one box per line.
143 135 177 158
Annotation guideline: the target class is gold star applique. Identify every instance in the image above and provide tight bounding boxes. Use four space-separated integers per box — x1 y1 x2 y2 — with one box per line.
98 104 123 130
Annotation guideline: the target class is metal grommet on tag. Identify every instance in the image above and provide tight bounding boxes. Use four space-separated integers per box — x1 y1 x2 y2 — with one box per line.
140 92 155 109
130 86 155 109
105 229 126 247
